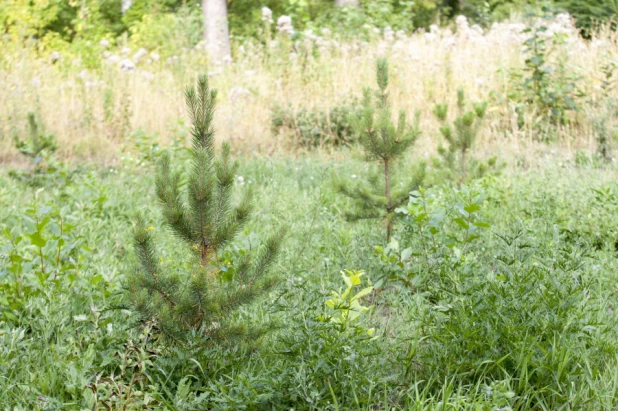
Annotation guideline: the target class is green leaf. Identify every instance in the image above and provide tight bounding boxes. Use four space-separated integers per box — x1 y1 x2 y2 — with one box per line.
453 218 469 230
464 204 480 213
400 247 412 261
473 221 491 228
29 232 47 248
353 286 373 300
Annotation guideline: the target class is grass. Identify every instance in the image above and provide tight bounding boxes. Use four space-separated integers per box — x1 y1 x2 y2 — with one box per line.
2 10 618 411
1 148 618 409
1 15 617 161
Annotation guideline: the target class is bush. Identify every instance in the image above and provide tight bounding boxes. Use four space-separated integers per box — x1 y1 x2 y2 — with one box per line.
271 99 362 149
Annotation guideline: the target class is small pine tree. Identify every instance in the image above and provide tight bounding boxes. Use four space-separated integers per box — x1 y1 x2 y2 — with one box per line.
337 58 424 242
127 75 285 344
433 89 487 181
13 112 57 161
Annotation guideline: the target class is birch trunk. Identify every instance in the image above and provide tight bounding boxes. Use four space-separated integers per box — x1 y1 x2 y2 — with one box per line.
335 0 360 7
202 0 231 61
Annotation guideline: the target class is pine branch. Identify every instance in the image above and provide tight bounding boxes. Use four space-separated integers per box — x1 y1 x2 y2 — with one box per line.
156 153 194 244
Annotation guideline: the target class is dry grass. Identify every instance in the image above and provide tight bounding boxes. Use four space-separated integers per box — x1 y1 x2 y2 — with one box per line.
1 16 617 164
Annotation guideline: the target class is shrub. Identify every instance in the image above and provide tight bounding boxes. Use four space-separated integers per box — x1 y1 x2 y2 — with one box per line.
271 99 362 149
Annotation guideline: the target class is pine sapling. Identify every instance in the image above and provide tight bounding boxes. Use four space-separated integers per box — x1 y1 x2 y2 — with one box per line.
127 75 285 345
433 89 487 181
13 112 57 165
337 58 425 242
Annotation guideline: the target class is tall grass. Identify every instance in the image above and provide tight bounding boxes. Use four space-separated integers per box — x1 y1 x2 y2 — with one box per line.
1 15 616 162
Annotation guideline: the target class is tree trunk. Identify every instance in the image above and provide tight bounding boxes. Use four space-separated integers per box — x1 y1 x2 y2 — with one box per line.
335 0 360 7
202 0 231 61
384 158 392 242
121 0 133 14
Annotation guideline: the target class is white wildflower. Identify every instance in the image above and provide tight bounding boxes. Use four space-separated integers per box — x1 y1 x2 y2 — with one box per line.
50 51 62 63
119 58 136 72
261 7 273 24
277 15 294 35
100 39 110 49
133 48 148 62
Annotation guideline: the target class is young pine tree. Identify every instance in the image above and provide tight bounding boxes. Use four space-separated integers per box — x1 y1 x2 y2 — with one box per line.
433 89 488 181
337 58 424 242
127 75 284 344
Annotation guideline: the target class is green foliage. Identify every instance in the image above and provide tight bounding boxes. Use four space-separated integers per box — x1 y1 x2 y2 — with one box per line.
557 0 618 37
0 205 83 323
13 112 57 160
375 185 490 287
271 99 362 149
319 269 375 336
510 16 584 130
3 154 618 408
413 225 617 406
8 113 70 187
338 58 424 241
433 89 490 181
590 57 618 160
126 75 285 345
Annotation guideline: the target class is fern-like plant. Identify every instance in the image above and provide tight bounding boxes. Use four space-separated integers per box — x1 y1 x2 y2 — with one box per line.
337 58 424 241
127 75 285 344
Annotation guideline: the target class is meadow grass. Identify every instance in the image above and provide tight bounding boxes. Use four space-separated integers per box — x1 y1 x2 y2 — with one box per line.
1 150 618 408
2 11 618 410
1 15 617 162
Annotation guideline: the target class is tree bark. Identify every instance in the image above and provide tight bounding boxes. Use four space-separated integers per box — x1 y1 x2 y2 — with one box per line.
202 0 231 61
335 0 360 7
384 158 392 242
121 0 133 14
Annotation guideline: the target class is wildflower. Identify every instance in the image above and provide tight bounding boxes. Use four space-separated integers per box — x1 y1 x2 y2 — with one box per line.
100 39 110 49
150 52 160 62
146 226 154 231
50 51 62 64
192 245 199 250
133 48 148 62
277 15 294 36
261 7 273 24
119 59 136 72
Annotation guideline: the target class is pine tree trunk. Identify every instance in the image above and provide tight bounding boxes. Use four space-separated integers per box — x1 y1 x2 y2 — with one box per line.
335 0 360 7
384 158 392 242
202 0 231 61
461 149 466 181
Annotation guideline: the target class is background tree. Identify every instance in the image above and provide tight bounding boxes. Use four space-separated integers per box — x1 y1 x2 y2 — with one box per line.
203 0 231 60
335 0 360 8
337 58 425 242
433 89 487 182
126 75 284 344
